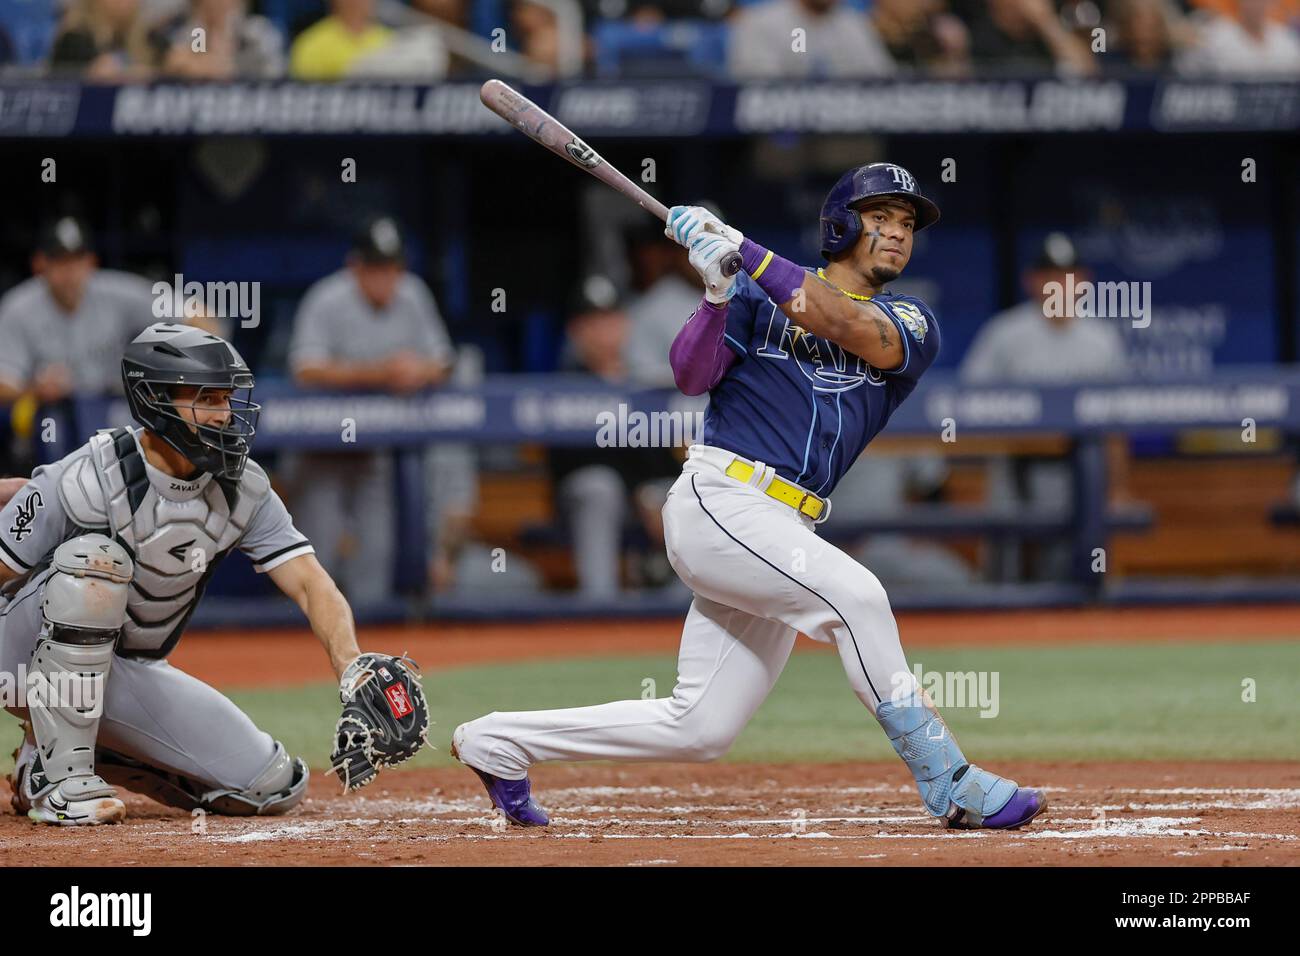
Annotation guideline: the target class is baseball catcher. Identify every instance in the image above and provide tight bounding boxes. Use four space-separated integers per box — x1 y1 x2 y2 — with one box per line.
0 323 427 825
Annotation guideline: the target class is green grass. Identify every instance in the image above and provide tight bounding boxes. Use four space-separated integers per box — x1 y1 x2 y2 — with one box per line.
2 641 1297 772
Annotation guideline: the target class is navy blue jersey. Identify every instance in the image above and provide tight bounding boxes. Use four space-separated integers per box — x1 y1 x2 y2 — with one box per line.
701 270 940 498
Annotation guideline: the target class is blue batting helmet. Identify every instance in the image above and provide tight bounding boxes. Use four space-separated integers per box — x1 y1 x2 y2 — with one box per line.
819 163 940 259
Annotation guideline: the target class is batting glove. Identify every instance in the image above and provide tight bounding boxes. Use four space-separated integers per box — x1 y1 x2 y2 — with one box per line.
689 234 741 305
666 205 743 250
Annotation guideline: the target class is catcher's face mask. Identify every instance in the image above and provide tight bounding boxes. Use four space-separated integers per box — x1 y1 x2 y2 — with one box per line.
133 378 260 481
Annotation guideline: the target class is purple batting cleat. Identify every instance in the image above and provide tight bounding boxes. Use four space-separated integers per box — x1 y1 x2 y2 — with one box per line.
450 728 550 827
947 786 1048 830
467 768 550 827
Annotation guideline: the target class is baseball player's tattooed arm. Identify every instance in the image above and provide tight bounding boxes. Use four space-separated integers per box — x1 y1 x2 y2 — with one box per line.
267 554 362 680
779 273 904 370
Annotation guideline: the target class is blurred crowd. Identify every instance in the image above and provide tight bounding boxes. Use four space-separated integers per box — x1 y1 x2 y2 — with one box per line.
1 0 1297 80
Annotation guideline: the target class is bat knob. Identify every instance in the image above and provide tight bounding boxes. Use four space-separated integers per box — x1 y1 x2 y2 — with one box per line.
720 251 743 278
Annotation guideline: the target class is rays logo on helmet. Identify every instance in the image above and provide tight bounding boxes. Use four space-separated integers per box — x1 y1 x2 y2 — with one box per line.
886 165 916 192
889 301 929 343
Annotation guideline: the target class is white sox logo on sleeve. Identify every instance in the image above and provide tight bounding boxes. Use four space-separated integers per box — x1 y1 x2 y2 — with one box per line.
9 491 43 542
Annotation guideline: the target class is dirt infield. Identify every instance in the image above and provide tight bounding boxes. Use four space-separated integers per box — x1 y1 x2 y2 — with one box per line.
3 605 1296 866
3 761 1297 866
169 604 1300 688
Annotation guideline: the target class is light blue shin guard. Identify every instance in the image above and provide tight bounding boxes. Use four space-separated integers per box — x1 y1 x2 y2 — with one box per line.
874 691 1015 822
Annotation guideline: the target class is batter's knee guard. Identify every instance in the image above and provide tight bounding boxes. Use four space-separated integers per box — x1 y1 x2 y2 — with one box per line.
97 740 309 816
22 536 132 822
874 689 1016 824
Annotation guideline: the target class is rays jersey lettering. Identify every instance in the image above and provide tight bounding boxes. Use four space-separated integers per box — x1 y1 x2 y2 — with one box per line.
700 270 940 498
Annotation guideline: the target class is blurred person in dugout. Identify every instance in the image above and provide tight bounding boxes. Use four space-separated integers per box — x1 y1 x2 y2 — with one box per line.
425 344 486 596
0 216 221 467
826 453 977 592
621 218 714 389
287 217 453 606
0 217 155 473
0 217 162 403
549 277 682 599
959 232 1133 581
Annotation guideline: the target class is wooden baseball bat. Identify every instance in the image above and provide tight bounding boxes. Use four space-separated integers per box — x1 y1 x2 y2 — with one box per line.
479 79 742 278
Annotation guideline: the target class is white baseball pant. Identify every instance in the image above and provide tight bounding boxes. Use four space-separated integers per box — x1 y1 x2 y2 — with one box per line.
456 444 913 778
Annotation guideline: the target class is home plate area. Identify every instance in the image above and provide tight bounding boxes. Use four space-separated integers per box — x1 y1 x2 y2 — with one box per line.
2 762 1297 866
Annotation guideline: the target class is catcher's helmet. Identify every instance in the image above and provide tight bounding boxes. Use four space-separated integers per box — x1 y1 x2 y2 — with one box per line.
121 323 259 481
819 163 940 259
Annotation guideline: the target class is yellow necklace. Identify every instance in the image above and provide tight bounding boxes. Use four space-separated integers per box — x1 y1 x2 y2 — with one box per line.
817 268 874 301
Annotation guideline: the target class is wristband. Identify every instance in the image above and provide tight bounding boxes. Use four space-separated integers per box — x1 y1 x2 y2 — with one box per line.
740 238 805 305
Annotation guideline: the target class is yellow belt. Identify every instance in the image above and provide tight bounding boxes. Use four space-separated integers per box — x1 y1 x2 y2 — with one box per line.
724 460 826 520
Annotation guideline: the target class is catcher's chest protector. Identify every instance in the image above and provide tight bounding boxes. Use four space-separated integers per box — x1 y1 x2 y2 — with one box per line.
57 428 269 657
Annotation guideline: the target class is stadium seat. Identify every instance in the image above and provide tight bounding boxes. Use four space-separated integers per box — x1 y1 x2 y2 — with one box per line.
0 0 56 65
592 18 730 78
470 0 507 40
260 0 326 39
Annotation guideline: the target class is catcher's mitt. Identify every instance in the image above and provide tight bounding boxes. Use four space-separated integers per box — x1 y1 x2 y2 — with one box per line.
330 653 430 792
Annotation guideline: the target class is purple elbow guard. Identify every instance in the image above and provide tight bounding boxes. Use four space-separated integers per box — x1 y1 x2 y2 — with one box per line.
670 299 737 394
740 238 806 305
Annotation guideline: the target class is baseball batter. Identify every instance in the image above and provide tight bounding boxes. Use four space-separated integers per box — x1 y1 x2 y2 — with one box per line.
453 163 1047 831
0 323 375 825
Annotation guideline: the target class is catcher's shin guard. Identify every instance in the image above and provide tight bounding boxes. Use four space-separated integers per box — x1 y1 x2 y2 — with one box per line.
873 689 1018 827
23 536 132 826
97 741 308 816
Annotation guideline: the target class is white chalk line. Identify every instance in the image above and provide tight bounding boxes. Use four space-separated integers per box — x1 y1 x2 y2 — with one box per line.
54 783 1294 851
199 810 1298 846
